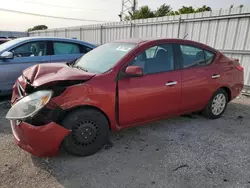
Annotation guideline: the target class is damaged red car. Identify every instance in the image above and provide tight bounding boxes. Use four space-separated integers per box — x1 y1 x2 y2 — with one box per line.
6 38 244 157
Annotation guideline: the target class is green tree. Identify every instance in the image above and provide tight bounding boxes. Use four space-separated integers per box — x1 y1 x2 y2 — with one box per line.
170 5 212 15
124 4 212 20
168 11 180 15
155 3 172 17
196 5 212 12
125 6 155 20
178 6 195 14
27 25 48 32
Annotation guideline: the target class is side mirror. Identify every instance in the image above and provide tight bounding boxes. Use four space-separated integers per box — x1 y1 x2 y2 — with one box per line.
125 66 143 77
0 51 14 59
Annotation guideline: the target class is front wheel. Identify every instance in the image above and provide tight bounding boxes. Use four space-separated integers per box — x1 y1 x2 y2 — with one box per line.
203 89 228 119
61 108 110 157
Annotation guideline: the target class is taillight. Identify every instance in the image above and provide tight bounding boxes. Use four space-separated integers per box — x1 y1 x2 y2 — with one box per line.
235 65 244 72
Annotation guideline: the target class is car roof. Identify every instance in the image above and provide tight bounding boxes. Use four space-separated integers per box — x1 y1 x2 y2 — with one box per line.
113 37 218 52
114 37 199 44
12 37 96 47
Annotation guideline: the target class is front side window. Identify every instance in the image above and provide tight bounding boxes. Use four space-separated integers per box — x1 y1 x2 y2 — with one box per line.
53 42 80 55
180 45 215 68
12 41 47 57
130 44 174 74
74 42 136 73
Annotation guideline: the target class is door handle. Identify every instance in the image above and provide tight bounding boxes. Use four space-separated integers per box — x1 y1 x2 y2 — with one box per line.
212 74 220 79
166 81 177 86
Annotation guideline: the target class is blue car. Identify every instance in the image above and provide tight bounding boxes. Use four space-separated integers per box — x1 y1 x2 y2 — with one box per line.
0 37 96 95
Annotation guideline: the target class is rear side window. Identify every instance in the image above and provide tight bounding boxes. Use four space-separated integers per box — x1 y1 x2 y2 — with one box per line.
53 42 80 55
180 45 215 68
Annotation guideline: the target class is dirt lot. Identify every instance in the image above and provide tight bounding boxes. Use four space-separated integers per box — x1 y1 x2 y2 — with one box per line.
0 95 250 188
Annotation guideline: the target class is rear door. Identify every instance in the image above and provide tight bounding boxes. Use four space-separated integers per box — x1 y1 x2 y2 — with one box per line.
178 44 219 112
50 41 83 63
118 43 182 126
0 40 50 93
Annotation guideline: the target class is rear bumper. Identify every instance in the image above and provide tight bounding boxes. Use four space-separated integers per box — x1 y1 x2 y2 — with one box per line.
231 83 244 100
10 120 70 157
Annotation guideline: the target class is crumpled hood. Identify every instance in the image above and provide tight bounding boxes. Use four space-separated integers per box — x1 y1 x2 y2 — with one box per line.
20 63 95 88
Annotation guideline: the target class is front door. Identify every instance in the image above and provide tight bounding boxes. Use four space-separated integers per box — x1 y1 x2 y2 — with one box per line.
0 41 50 93
118 43 182 127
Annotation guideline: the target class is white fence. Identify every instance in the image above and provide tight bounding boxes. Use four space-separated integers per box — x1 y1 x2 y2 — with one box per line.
29 6 250 90
0 31 28 38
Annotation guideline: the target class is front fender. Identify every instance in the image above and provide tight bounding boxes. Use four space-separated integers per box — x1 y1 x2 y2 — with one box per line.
50 84 119 131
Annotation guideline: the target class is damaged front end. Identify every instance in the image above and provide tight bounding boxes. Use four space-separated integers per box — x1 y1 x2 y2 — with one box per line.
10 78 85 125
6 63 95 157
9 63 95 123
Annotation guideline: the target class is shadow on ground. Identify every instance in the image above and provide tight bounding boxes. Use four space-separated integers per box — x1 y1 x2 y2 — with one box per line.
30 97 250 188
0 95 11 134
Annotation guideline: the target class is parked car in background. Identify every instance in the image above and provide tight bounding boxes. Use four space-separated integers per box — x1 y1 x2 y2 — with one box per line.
0 37 11 45
6 38 244 157
0 37 96 95
8 36 18 39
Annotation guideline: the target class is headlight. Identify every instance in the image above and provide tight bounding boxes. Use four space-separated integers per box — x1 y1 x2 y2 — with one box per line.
6 90 53 120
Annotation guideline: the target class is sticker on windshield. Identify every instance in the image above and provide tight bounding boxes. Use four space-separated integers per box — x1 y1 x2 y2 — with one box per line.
116 46 132 52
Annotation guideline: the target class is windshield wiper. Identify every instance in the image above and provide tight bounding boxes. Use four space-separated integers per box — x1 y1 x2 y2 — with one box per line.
74 65 88 72
66 58 78 67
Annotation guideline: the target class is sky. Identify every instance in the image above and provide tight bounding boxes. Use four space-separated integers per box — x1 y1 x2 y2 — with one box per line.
1 0 250 31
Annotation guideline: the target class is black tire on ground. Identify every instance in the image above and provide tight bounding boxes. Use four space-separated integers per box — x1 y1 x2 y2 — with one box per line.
61 108 110 157
203 88 229 119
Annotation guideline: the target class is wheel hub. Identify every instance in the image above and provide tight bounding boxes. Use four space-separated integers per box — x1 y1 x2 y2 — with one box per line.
72 121 98 145
211 93 226 115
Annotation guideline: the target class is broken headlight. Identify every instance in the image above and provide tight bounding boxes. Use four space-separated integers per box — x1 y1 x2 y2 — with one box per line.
6 90 53 120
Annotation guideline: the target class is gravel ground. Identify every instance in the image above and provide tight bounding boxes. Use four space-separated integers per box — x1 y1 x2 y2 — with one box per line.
0 95 250 188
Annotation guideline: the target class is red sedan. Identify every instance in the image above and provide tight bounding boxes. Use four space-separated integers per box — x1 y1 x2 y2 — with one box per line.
6 38 244 157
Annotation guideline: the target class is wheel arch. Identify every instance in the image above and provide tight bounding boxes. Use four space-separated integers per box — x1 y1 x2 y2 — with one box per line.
62 105 111 130
220 86 232 102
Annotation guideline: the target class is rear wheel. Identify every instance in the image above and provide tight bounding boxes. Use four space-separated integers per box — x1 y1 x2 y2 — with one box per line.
61 108 109 157
203 89 228 119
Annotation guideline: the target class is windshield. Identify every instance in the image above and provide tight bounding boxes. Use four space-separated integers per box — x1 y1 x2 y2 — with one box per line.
0 39 22 52
74 42 136 73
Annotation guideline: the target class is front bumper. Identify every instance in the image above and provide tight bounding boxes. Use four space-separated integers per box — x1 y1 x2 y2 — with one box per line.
10 120 70 157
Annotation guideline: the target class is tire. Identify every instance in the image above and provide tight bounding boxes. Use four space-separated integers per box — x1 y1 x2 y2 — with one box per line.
61 108 110 157
203 88 228 119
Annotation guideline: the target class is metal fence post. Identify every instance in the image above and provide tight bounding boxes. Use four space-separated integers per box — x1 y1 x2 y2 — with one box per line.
80 27 82 40
177 17 182 38
130 22 133 38
100 26 104 45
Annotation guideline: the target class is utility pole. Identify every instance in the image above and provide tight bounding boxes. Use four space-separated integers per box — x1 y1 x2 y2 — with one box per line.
118 0 138 21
